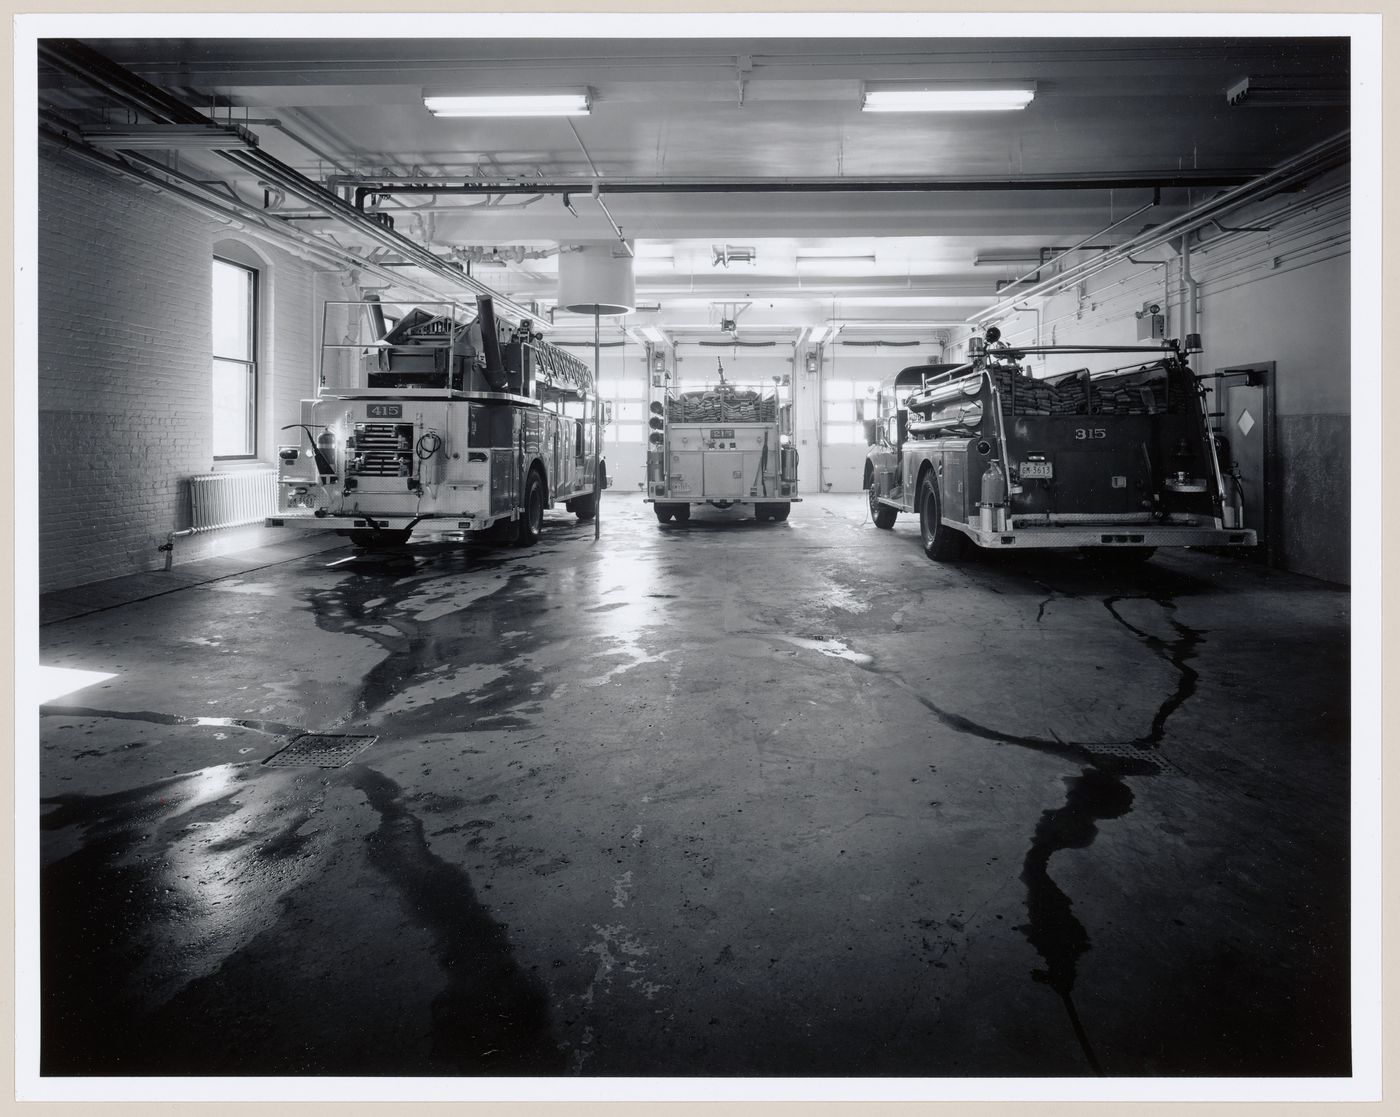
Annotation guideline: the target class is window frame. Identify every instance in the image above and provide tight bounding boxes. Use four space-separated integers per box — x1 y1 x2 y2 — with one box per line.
212 256 259 461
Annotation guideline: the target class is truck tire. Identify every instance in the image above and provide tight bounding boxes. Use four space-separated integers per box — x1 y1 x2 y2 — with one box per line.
918 471 965 562
774 503 790 522
572 463 605 522
869 486 897 529
515 469 546 547
654 504 674 524
486 516 520 544
673 503 691 524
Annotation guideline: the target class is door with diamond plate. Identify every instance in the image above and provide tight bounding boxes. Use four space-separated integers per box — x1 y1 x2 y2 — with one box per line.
1216 363 1277 565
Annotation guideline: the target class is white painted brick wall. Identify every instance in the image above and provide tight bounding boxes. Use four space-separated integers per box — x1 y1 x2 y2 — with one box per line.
38 148 330 592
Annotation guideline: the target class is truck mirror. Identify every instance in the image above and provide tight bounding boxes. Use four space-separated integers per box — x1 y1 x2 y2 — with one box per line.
862 419 878 445
603 400 614 425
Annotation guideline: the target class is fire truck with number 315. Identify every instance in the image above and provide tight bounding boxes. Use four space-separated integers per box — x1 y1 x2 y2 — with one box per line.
864 330 1255 562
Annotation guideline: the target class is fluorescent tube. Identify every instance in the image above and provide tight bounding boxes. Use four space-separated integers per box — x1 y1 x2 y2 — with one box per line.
862 86 1035 113
424 93 590 118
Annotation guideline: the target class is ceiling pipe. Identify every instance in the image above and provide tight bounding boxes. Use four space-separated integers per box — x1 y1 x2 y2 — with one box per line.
970 129 1348 322
41 124 470 301
349 169 1262 206
239 117 354 175
38 38 544 326
992 190 1159 293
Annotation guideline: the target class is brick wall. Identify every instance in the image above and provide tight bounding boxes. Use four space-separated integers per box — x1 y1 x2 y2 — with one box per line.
38 148 330 591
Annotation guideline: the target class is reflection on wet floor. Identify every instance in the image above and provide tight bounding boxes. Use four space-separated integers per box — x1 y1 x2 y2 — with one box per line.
34 493 1353 1079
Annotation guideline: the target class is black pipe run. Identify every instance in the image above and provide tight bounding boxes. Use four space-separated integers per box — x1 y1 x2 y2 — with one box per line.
39 39 542 325
352 171 1262 209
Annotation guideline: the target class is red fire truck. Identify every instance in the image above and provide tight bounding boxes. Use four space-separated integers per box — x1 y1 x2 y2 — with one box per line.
267 295 607 548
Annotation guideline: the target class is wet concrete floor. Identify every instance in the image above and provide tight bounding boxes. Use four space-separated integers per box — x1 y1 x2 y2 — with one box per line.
34 493 1352 1078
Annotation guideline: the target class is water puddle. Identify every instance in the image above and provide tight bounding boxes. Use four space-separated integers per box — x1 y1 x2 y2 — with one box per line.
772 634 873 665
40 706 301 738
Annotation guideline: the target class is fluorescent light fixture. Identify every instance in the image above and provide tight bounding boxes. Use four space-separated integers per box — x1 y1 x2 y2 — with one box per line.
861 83 1036 113
424 92 590 118
808 326 832 345
637 326 668 345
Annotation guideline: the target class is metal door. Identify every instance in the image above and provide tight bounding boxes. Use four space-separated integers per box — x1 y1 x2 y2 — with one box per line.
1216 363 1276 564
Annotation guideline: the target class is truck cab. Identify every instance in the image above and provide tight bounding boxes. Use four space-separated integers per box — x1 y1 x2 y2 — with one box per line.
863 363 967 520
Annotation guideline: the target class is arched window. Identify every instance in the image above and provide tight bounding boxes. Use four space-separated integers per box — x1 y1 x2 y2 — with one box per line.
212 256 258 458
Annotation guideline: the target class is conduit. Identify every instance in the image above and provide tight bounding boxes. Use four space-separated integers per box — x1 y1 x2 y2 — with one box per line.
39 125 470 302
971 130 1349 323
38 39 543 325
349 169 1262 207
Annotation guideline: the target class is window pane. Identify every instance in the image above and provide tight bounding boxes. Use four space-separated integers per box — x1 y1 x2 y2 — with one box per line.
611 422 643 443
825 380 855 401
213 359 253 456
212 260 252 361
614 400 643 422
824 423 859 444
824 400 853 422
595 378 644 400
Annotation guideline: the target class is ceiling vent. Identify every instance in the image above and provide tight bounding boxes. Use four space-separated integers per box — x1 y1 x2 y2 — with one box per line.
713 245 756 268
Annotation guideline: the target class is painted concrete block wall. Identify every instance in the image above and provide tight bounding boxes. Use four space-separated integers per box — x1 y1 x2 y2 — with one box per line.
990 207 1350 584
38 149 325 592
1197 253 1350 583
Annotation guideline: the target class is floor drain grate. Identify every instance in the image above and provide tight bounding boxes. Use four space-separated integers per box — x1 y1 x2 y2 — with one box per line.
264 733 378 768
1084 742 1183 772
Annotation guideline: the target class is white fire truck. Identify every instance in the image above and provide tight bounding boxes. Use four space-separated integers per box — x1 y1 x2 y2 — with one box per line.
864 333 1255 561
644 360 800 524
266 296 607 548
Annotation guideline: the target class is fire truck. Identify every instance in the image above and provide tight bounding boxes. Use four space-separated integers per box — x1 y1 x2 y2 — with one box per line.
644 360 800 524
863 332 1255 561
266 295 607 549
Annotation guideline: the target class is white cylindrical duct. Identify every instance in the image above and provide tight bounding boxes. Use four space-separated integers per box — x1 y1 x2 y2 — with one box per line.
558 242 637 315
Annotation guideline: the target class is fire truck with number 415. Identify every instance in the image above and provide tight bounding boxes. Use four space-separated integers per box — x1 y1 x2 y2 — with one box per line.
266 295 608 549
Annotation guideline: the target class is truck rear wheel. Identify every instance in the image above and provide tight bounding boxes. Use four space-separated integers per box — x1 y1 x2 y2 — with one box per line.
515 469 546 547
673 503 691 524
572 463 605 522
774 503 790 522
918 471 965 562
869 486 897 529
484 516 518 544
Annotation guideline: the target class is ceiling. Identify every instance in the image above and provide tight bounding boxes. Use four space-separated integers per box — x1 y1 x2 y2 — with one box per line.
37 30 1350 346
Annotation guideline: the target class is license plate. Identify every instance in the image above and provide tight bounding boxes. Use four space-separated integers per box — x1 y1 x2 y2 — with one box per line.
1020 461 1053 479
